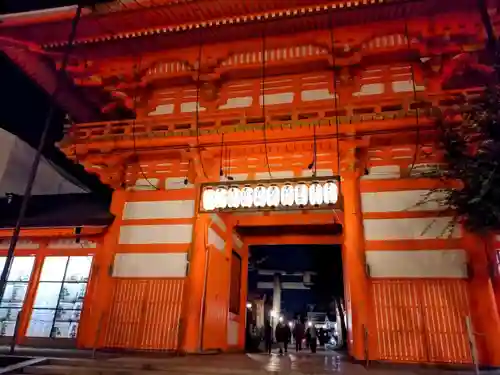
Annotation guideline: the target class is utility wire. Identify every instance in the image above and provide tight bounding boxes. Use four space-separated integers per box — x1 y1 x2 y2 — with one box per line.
0 5 84 303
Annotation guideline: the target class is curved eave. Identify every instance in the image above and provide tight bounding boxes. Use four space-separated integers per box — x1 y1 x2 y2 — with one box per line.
1 0 419 48
1 44 101 123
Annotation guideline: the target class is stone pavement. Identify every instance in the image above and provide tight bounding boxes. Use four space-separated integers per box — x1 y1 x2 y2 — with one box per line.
9 352 490 375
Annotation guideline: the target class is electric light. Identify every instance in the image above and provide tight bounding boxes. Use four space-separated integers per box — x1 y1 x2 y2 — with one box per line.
307 321 312 327
202 188 216 211
281 184 294 206
227 186 241 208
309 182 323 206
266 185 280 207
288 321 293 327
253 185 267 207
240 186 254 208
214 186 228 209
323 181 339 204
294 182 309 206
278 316 284 322
246 302 252 309
270 310 277 318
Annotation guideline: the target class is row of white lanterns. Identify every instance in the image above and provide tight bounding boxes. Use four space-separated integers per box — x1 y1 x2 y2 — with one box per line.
201 181 339 211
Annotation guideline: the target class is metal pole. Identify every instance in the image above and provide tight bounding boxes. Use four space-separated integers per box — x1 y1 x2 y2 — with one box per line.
197 246 210 351
0 4 84 302
465 316 480 375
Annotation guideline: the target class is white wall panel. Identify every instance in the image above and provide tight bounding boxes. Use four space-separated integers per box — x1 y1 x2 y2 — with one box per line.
361 190 447 213
165 177 193 190
113 253 188 277
366 250 467 278
233 233 243 249
208 227 225 251
255 171 294 180
361 165 400 180
227 317 239 346
210 214 227 232
364 217 460 240
119 224 193 244
301 169 334 178
122 200 195 220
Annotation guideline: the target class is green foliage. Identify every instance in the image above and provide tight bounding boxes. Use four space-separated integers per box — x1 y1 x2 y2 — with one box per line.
433 85 500 233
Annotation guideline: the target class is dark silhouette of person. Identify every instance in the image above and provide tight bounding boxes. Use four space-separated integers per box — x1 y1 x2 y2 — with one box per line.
264 320 273 355
275 320 289 354
293 320 305 351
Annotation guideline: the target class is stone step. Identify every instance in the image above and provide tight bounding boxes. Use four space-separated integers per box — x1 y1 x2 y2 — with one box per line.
23 365 205 375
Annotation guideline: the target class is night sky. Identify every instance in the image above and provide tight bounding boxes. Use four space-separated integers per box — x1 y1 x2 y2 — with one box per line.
1 1 112 14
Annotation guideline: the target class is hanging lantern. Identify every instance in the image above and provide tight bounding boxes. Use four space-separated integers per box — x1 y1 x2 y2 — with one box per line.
323 181 339 205
254 185 267 208
280 183 294 206
241 186 254 208
202 187 216 211
266 185 280 207
309 182 324 206
214 186 228 209
294 183 309 206
227 186 241 209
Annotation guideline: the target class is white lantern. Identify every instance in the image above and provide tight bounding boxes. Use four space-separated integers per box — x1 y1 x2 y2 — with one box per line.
266 185 280 207
202 187 216 211
294 183 309 206
254 186 267 207
214 187 228 209
227 186 241 209
241 186 254 208
323 181 339 204
280 184 294 206
309 182 324 206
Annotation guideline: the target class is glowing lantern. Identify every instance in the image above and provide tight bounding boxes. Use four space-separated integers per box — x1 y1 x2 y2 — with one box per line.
266 185 280 207
241 186 254 208
202 188 216 211
309 182 323 206
214 187 228 209
254 185 267 207
227 186 241 209
280 184 294 206
323 181 339 204
294 183 309 206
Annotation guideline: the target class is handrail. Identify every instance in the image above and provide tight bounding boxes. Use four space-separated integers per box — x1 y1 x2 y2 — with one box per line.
61 87 484 147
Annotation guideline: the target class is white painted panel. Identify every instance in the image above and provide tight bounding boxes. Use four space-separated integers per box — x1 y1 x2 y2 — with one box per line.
301 89 335 102
233 233 243 249
364 217 460 240
220 173 248 182
132 178 159 190
227 318 239 346
208 227 225 251
119 224 193 244
166 177 194 190
259 92 294 105
219 97 253 109
409 163 445 177
361 165 400 180
0 240 39 249
301 169 334 178
361 190 447 213
255 170 294 180
353 83 385 96
210 214 227 232
48 239 97 249
257 282 274 289
123 200 195 220
366 250 467 278
180 102 206 113
148 104 174 116
113 253 188 277
392 80 425 93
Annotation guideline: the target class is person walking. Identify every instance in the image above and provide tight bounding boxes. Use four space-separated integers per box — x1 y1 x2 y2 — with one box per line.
306 323 318 353
275 320 288 355
293 320 305 352
264 320 273 355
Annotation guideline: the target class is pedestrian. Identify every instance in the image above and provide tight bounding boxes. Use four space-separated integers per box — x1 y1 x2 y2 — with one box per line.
264 320 273 355
275 320 288 355
306 323 318 353
293 319 305 352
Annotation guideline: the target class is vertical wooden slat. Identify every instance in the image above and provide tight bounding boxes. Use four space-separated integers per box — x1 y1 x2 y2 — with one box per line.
372 279 472 364
103 278 184 350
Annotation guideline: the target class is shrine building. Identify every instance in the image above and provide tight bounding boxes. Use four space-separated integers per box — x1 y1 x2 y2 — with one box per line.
1 0 500 366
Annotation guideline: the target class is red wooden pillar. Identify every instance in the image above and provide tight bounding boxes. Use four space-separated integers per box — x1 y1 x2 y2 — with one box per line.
340 153 369 360
238 243 249 350
463 230 500 366
77 189 126 348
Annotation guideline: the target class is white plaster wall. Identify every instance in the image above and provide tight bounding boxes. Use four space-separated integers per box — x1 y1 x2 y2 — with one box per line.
210 214 227 232
361 190 447 213
113 253 188 277
119 224 193 244
255 170 294 180
259 93 294 105
361 165 401 180
165 177 194 190
227 317 239 346
208 227 225 252
363 217 460 240
122 200 195 220
232 233 243 249
366 250 467 278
